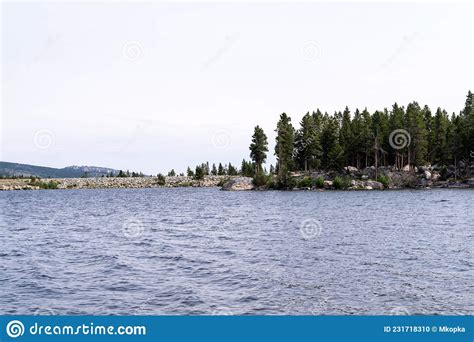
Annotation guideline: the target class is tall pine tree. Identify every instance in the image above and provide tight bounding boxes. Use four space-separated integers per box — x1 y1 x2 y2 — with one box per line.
249 125 269 175
275 113 295 186
294 113 322 171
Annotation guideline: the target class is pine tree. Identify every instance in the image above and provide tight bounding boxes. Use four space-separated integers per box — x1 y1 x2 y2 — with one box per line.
422 105 434 163
275 113 295 185
217 163 225 176
350 109 364 169
211 163 217 176
321 116 343 170
294 113 322 171
186 166 194 178
360 108 373 168
312 109 324 136
194 165 204 180
388 103 406 169
339 107 353 167
459 90 474 159
371 109 390 167
227 163 238 176
432 108 450 165
249 125 269 175
447 113 459 169
241 159 254 177
405 102 428 167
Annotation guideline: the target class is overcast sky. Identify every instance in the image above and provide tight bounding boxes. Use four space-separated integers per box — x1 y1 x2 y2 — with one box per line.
1 2 472 174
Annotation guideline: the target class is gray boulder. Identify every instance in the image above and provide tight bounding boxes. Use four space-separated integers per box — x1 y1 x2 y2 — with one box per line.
350 180 365 189
431 172 440 182
365 180 384 190
419 165 431 172
323 180 333 189
221 177 254 191
344 166 358 173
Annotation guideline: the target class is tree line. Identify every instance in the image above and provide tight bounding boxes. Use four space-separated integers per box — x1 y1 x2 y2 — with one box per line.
247 90 474 186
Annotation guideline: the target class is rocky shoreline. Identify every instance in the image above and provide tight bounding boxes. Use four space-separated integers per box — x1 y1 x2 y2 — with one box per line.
1 166 473 191
294 165 474 190
224 164 474 191
0 175 235 191
223 176 474 191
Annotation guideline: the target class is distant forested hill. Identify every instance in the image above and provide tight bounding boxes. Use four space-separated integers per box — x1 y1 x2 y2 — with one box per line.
0 161 118 178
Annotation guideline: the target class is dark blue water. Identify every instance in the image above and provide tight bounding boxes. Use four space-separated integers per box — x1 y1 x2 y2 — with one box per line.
0 188 472 315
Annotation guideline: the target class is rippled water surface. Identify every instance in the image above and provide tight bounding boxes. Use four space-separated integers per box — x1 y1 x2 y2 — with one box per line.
0 188 472 315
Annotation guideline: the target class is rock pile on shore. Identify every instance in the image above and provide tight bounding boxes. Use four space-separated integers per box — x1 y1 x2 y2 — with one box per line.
0 175 234 191
291 164 474 190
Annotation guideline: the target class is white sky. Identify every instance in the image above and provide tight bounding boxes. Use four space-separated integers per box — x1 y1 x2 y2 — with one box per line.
1 1 473 174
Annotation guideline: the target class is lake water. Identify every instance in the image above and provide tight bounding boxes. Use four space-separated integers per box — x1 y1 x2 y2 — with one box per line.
0 188 472 315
